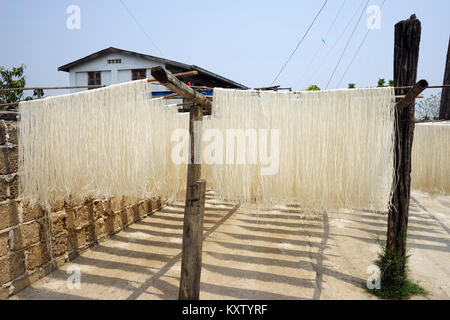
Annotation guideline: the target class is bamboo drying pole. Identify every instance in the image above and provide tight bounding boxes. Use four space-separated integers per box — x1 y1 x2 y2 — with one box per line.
151 66 210 300
0 71 200 109
0 70 199 93
0 102 20 108
395 80 428 112
395 84 450 90
0 85 107 91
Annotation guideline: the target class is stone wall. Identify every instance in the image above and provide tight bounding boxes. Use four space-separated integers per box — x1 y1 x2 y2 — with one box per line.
0 112 164 299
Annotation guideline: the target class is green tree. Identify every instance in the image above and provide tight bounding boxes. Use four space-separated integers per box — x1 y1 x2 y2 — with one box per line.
0 65 43 110
348 83 356 89
377 78 394 88
305 85 320 91
415 93 441 121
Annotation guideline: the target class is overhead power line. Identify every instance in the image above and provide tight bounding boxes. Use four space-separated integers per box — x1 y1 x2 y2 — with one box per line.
119 0 163 55
299 0 347 88
325 0 370 89
308 0 366 87
323 0 347 40
271 0 329 85
336 0 387 88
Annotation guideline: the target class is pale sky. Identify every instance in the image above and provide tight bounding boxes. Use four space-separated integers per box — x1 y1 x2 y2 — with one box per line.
1 0 449 98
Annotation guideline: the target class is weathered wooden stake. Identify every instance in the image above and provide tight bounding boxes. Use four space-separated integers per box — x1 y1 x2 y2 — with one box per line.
179 178 206 300
386 14 421 276
439 36 450 120
150 66 210 300
179 104 205 300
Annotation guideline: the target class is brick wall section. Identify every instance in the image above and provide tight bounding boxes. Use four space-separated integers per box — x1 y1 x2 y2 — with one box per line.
0 112 165 300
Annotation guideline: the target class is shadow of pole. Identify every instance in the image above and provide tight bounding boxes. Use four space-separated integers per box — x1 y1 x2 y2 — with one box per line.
125 202 241 300
411 196 450 236
310 212 330 300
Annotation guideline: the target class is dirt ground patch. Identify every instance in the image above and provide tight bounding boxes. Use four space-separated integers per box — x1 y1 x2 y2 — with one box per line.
10 191 450 300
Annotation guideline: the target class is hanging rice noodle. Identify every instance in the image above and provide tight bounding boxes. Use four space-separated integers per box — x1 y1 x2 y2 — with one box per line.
19 80 188 205
208 87 396 212
19 81 398 212
155 106 190 200
412 122 450 194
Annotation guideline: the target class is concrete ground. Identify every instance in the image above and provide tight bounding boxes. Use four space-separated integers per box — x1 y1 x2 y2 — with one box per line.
10 190 450 300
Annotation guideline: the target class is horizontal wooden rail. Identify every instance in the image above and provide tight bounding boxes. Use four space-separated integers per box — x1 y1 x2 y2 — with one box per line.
0 71 199 92
147 70 198 83
0 85 107 91
396 94 424 99
394 84 449 90
151 66 212 114
0 102 19 108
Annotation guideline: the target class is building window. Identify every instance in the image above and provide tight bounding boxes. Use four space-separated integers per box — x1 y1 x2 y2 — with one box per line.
88 72 101 89
107 59 121 64
132 69 147 81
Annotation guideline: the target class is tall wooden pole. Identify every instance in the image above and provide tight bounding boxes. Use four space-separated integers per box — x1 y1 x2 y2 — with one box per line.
386 15 421 277
150 67 210 300
179 105 206 300
439 37 450 120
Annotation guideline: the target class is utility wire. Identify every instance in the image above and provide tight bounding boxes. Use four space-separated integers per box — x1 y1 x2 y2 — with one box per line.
299 0 347 88
271 0 329 85
336 0 387 88
323 0 347 40
324 0 370 89
308 0 366 87
119 0 163 55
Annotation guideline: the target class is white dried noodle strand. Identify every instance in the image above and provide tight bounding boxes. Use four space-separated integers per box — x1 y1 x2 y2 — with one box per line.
412 122 450 194
208 87 396 212
19 83 400 213
18 80 189 206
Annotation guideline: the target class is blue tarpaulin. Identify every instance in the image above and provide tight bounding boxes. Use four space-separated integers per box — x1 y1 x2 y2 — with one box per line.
151 90 213 97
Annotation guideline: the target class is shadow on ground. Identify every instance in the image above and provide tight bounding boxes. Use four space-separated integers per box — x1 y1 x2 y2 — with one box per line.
11 191 450 300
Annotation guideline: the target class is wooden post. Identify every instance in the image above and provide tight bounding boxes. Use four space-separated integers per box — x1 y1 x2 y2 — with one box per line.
179 178 206 300
150 67 210 300
179 104 205 300
185 105 203 187
439 37 450 120
386 15 421 277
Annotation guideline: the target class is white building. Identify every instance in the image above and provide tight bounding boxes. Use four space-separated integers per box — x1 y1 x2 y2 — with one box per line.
58 47 247 95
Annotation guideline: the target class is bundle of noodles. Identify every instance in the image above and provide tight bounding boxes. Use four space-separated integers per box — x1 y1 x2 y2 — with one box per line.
412 122 450 194
19 80 185 205
152 105 190 201
161 106 214 196
208 87 396 212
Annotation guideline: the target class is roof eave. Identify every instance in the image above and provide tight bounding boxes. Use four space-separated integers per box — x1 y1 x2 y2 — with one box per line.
191 65 248 89
57 47 248 88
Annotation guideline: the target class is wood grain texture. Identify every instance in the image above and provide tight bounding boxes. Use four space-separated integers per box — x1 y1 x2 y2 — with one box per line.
387 15 421 272
179 104 206 300
179 179 206 300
